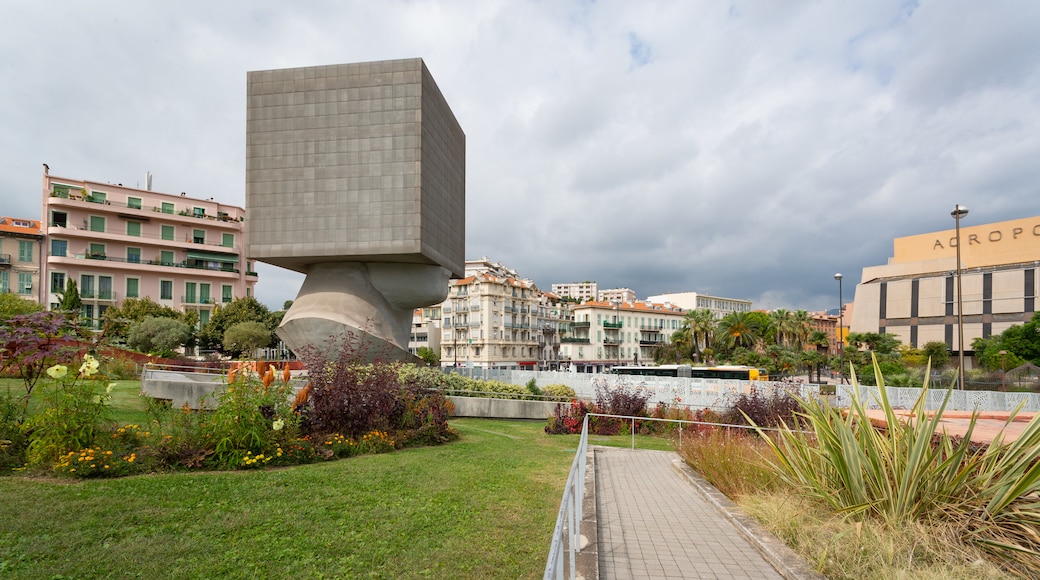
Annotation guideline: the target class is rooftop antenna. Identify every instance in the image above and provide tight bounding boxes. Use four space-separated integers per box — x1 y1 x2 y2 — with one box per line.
145 171 153 191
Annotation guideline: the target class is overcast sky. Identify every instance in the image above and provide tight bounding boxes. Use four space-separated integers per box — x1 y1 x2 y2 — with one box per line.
3 1 1038 312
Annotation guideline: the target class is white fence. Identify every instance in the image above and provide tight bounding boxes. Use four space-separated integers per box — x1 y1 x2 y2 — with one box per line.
449 369 1040 413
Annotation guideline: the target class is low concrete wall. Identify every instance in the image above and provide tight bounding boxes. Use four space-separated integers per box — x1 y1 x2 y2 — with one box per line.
448 396 565 420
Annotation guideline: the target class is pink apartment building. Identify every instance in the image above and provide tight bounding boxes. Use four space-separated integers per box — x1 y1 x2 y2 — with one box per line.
41 170 257 329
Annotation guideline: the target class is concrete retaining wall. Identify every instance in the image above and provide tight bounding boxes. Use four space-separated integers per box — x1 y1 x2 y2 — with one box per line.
448 396 565 420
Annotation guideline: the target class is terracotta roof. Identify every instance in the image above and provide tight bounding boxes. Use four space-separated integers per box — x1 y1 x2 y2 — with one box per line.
0 217 42 237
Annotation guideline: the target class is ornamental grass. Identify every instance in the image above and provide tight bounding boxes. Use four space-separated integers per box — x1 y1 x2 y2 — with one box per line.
757 354 1040 576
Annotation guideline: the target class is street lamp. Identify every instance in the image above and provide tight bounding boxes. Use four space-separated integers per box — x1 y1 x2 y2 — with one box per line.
952 204 969 390
834 273 844 384
999 350 1008 391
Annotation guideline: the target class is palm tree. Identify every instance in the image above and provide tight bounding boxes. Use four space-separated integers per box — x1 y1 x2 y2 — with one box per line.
791 310 814 351
718 311 763 351
684 309 716 363
769 309 792 347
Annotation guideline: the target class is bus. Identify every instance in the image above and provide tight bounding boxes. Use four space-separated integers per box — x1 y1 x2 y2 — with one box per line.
612 364 769 381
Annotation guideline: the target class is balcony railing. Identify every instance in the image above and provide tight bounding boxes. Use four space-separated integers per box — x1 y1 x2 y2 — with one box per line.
0 254 10 266
66 253 240 274
603 337 621 345
561 337 590 344
570 321 591 329
603 321 622 328
49 190 243 223
639 338 662 345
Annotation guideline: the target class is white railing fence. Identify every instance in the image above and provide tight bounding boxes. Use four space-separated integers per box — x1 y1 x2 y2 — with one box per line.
544 414 589 580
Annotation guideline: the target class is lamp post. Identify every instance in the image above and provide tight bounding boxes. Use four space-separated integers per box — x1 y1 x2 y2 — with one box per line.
834 273 844 384
999 350 1008 391
952 204 969 390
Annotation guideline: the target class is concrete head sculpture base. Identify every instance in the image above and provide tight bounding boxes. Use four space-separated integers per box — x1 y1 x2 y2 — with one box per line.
277 262 450 363
246 59 465 363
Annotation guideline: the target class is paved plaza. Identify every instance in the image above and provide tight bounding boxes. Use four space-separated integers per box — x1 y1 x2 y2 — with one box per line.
594 446 819 580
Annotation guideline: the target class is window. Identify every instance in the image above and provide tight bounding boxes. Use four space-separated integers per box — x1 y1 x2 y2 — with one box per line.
51 210 67 228
222 233 234 248
161 225 174 241
127 247 141 264
193 207 205 217
89 191 107 203
160 250 174 266
222 284 233 303
127 221 141 236
99 276 113 300
82 305 94 327
160 280 173 300
18 240 33 262
89 216 105 233
50 239 67 257
161 202 174 214
0 270 7 292
18 272 32 294
80 275 95 299
200 283 211 304
51 272 65 293
185 282 197 304
193 229 205 244
89 243 106 259
200 309 210 326
126 278 139 299
127 196 142 209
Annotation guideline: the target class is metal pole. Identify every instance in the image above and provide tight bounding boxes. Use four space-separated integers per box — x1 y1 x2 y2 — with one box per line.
1000 350 1007 391
834 273 844 384
952 204 969 390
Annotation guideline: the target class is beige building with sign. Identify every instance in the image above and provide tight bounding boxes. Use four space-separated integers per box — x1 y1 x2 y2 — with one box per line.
850 215 1040 357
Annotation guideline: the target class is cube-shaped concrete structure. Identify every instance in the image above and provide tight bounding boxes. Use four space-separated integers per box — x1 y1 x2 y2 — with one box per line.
245 58 465 278
245 59 465 361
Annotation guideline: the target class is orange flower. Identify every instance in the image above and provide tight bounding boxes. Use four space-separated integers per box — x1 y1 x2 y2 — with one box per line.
282 363 291 384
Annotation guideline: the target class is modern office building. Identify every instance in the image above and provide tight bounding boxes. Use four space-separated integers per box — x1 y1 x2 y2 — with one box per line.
41 170 257 329
560 299 685 372
645 291 752 319
850 214 1040 358
0 216 43 301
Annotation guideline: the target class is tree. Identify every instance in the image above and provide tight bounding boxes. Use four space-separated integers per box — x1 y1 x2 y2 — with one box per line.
0 311 76 404
101 297 193 345
768 309 792 347
197 297 275 356
222 321 273 359
684 309 716 363
0 293 43 319
717 311 764 351
790 310 814 351
126 316 192 357
416 346 440 366
921 341 951 369
57 278 82 316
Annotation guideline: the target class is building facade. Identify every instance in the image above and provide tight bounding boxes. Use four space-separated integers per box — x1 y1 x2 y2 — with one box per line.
560 300 685 372
645 291 752 319
41 171 256 329
850 214 1040 357
598 287 637 303
0 217 43 301
551 281 599 302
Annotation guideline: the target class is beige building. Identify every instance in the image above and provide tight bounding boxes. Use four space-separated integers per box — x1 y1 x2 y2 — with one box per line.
551 281 598 302
599 287 637 303
438 260 569 370
0 216 43 301
561 299 685 372
850 214 1040 356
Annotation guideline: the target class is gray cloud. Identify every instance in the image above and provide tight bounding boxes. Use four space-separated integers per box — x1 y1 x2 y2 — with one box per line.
2 0 1038 314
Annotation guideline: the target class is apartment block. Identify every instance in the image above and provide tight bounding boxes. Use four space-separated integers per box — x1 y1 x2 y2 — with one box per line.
41 170 257 329
551 281 599 302
436 261 568 370
561 300 685 373
0 216 43 300
646 291 752 319
598 287 636 303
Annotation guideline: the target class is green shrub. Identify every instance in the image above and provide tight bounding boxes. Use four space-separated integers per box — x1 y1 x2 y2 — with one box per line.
200 367 298 468
542 384 576 402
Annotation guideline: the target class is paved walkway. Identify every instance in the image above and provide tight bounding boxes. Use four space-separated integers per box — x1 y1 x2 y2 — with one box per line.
595 446 788 580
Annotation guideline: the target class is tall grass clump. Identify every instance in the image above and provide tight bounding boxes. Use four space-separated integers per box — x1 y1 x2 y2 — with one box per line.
759 354 1040 575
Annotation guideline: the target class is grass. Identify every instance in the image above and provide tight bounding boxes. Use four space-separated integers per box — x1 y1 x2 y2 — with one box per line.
0 417 577 578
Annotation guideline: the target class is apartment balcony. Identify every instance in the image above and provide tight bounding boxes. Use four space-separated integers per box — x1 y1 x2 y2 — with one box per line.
48 224 242 253
0 254 10 266
570 321 591 329
80 290 117 302
51 253 241 277
182 296 217 305
639 324 666 331
561 337 590 344
639 338 663 346
47 193 244 227
603 321 623 329
603 337 621 345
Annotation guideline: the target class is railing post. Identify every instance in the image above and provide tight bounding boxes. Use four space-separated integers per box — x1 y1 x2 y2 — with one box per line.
631 417 635 449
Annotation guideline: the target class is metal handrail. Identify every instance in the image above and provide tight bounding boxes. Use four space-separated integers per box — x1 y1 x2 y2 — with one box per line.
544 414 589 580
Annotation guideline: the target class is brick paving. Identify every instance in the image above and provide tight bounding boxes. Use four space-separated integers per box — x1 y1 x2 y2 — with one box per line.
595 447 784 580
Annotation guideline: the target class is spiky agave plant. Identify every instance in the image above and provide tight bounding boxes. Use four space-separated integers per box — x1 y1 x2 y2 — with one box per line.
756 354 1040 574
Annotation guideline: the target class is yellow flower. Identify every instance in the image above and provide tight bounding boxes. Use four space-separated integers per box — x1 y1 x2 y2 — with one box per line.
79 354 100 377
272 419 285 431
106 383 115 393
47 365 68 379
